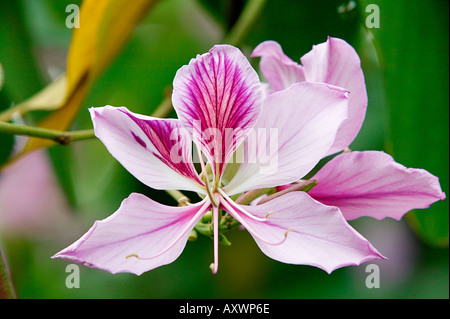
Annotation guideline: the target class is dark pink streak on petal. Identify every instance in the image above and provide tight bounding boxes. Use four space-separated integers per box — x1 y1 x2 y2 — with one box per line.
121 110 202 185
131 132 146 148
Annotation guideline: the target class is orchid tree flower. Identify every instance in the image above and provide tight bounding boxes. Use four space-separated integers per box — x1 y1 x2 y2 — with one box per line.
53 44 385 275
251 38 445 221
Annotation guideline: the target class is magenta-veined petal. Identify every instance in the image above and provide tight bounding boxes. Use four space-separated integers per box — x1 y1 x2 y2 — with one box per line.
220 192 384 274
251 40 305 91
52 193 211 275
300 37 368 155
172 45 263 176
224 82 349 196
251 38 367 155
309 151 446 220
90 106 204 193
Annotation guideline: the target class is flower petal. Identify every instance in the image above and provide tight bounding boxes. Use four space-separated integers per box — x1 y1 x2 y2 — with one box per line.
172 45 263 175
221 192 384 273
252 38 367 155
300 37 368 154
251 40 305 91
224 82 349 195
90 106 204 193
308 151 446 220
52 193 210 275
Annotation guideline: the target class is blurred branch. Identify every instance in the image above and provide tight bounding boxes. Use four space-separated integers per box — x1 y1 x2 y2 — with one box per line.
0 90 175 146
151 93 173 118
0 122 95 146
0 249 16 299
223 0 267 46
0 63 4 91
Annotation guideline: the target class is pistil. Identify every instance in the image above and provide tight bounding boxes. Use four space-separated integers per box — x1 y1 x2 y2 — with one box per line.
210 193 220 274
196 144 219 207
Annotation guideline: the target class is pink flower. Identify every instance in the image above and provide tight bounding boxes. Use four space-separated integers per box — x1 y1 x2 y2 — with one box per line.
0 150 74 237
52 44 385 275
252 38 445 221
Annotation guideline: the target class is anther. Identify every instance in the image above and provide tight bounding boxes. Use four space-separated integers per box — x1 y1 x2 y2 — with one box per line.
284 229 294 237
126 254 140 259
265 211 275 219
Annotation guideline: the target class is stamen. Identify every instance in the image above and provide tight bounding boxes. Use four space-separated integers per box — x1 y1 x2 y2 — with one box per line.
125 200 211 261
257 179 318 205
218 188 268 222
219 197 293 246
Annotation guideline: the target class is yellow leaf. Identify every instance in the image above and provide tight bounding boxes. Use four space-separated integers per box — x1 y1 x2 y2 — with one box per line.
93 0 157 80
0 75 67 122
65 0 109 94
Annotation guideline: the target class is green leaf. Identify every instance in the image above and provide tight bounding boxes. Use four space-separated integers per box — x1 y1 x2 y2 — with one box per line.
0 0 47 166
360 0 449 246
0 0 45 102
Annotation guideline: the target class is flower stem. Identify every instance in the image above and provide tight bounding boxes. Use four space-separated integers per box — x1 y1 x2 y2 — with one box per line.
0 122 95 145
0 93 174 146
223 0 267 46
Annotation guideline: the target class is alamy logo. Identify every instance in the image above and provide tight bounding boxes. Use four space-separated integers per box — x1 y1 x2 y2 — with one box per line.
65 4 80 29
65 264 80 288
365 264 380 289
365 4 380 29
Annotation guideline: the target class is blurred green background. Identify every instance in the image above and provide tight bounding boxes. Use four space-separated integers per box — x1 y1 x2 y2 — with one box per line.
0 0 448 298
